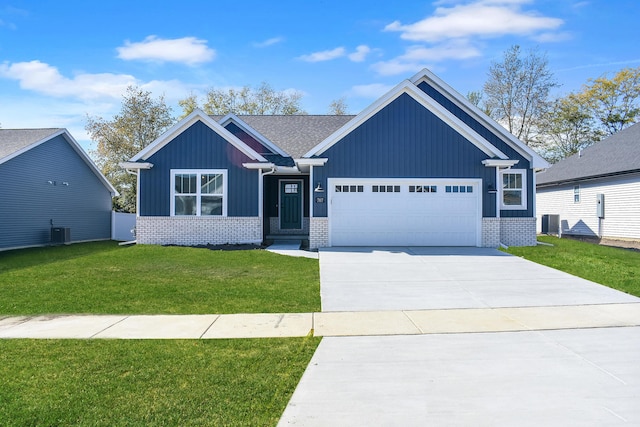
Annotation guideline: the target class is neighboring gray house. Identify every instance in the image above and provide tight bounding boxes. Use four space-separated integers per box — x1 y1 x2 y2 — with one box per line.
0 128 117 251
123 68 548 248
536 122 640 240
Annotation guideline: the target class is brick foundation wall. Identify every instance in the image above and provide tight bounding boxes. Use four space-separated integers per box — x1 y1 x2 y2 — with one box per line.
481 218 501 247
268 217 310 235
482 217 537 247
309 217 329 249
500 217 537 247
136 216 262 246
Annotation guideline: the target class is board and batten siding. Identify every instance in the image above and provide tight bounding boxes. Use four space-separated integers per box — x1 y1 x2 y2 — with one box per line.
537 174 640 239
139 121 259 217
0 135 112 250
416 81 535 219
313 93 501 218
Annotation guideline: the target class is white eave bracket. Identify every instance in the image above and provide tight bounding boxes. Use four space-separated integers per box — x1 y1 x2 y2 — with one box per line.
242 162 276 170
482 159 519 168
120 161 153 170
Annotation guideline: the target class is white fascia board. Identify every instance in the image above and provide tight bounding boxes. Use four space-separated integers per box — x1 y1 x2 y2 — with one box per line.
242 162 275 170
304 80 507 160
411 68 550 170
219 113 289 157
130 109 267 163
303 80 413 158
120 161 153 170
482 159 519 168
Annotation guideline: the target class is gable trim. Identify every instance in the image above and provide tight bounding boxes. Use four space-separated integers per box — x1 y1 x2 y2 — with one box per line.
219 113 289 157
410 68 549 170
303 80 508 160
1 129 118 196
130 109 268 163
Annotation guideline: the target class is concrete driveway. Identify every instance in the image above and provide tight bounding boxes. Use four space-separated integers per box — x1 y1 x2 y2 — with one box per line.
319 247 638 311
279 247 640 426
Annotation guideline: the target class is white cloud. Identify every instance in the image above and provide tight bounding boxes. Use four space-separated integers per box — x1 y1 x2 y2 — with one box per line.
348 45 372 62
117 36 216 65
349 83 394 99
299 47 346 62
253 37 284 48
372 41 481 76
532 31 573 43
0 60 136 100
385 0 563 42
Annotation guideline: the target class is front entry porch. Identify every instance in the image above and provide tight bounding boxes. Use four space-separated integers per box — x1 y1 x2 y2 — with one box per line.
263 174 310 245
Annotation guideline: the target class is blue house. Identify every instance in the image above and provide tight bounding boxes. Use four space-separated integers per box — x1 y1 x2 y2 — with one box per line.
0 128 117 251
123 69 548 249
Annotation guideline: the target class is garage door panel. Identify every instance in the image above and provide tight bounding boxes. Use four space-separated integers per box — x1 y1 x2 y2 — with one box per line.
329 179 480 247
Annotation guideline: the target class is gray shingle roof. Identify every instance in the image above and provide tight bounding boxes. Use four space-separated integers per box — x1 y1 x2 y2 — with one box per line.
0 128 62 162
215 115 355 158
536 122 640 186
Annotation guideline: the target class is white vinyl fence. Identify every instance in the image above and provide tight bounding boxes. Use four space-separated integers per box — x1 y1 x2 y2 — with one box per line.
112 212 136 241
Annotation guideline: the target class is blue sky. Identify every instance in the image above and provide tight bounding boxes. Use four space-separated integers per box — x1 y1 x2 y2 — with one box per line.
1 0 639 151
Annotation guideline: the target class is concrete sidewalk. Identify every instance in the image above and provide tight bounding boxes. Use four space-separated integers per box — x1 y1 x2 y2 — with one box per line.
2 302 640 339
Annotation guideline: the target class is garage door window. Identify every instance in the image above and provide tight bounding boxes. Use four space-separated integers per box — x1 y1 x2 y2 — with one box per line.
372 185 400 193
445 185 473 193
335 185 363 193
409 185 437 193
500 170 526 210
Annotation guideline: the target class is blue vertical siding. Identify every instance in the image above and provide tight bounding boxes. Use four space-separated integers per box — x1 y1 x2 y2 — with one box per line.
139 121 259 216
415 82 535 218
313 93 498 217
0 135 112 250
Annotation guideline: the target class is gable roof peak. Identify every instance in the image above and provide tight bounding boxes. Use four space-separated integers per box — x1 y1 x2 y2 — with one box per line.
410 68 549 170
130 108 268 163
303 74 508 160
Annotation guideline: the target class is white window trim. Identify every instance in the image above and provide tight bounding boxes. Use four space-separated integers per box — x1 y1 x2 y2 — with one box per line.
170 169 228 217
500 169 527 210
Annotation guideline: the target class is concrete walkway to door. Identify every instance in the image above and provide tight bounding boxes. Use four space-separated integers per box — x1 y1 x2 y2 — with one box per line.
279 247 640 426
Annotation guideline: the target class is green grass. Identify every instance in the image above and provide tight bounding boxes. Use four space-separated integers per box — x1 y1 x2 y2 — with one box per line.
505 235 640 297
0 242 320 315
0 337 320 426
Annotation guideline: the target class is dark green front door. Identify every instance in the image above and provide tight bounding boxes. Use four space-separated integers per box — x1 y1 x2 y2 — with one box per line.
280 180 302 230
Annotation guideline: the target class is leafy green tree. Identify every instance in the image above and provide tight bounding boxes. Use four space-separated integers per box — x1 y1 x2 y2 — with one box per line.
86 86 175 212
580 67 640 135
538 93 603 162
483 45 558 146
180 82 306 116
178 92 199 119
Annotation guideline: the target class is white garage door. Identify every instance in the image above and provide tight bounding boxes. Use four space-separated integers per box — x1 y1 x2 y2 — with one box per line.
329 178 481 246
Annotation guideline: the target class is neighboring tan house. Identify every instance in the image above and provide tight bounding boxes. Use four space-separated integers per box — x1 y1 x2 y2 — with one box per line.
122 68 548 249
536 122 640 240
0 128 117 251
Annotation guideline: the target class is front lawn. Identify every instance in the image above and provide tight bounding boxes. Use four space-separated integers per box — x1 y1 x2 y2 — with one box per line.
0 337 320 426
0 242 320 315
505 235 640 297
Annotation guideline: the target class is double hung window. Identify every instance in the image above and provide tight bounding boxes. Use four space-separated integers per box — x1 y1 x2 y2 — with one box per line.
500 169 526 210
171 170 227 216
